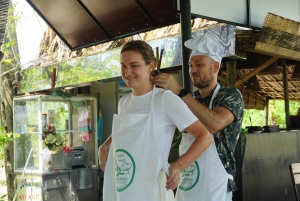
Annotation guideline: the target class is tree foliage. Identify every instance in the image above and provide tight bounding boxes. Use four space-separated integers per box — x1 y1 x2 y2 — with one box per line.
242 100 300 129
0 126 19 163
21 37 181 93
0 3 21 200
2 5 20 67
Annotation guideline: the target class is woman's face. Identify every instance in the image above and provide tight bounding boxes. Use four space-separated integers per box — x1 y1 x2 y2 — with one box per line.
121 50 154 91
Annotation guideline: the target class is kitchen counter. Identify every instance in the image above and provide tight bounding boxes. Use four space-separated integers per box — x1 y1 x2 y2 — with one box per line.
241 130 300 201
15 168 100 201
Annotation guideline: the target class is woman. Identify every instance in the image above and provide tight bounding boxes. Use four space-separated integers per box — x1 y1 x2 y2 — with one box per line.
99 40 213 201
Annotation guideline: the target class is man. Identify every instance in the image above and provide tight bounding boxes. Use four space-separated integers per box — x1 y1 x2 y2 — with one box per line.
152 24 244 201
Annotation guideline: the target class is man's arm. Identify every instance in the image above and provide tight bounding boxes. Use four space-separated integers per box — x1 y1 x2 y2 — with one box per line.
152 73 234 134
181 94 234 134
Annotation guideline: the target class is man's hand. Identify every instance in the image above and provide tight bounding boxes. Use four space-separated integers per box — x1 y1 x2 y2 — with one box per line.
98 144 109 171
152 73 182 95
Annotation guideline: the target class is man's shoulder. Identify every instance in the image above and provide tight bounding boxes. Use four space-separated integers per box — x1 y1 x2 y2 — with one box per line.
216 87 243 100
218 85 243 99
215 85 244 110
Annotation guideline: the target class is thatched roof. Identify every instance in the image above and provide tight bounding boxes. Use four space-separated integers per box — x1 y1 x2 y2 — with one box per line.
236 61 300 100
231 24 300 102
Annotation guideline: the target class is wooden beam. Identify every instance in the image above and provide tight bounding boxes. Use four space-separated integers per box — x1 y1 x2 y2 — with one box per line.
234 56 279 87
282 59 291 129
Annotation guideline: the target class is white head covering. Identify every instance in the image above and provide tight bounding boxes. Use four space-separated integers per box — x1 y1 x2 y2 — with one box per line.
184 24 236 64
189 50 223 64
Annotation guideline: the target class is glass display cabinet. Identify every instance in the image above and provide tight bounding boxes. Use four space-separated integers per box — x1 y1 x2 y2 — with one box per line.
13 95 100 201
13 95 98 173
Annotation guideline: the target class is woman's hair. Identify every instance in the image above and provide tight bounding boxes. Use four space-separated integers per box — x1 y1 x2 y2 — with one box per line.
121 40 156 65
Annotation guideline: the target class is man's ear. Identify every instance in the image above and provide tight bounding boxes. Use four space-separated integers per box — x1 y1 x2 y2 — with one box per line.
213 62 220 74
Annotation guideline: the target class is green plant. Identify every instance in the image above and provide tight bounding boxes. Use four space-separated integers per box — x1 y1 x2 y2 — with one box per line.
242 100 300 129
0 194 7 201
2 5 20 67
0 3 22 201
0 126 19 161
0 179 6 185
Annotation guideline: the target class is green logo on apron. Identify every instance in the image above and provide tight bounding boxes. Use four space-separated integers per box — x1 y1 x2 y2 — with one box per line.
179 161 200 191
115 149 136 192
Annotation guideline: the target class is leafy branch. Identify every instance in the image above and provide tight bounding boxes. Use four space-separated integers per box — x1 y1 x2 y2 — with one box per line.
0 126 19 161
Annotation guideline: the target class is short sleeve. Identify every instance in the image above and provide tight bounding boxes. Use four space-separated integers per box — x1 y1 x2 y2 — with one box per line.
162 90 198 132
214 88 244 122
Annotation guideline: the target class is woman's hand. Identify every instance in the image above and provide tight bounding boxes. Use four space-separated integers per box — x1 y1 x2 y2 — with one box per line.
166 162 182 190
98 144 109 171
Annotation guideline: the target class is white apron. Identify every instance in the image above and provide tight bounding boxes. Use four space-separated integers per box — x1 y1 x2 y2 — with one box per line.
103 87 174 201
175 84 233 201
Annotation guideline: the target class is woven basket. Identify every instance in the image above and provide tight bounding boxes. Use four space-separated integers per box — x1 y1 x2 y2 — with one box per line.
254 13 300 61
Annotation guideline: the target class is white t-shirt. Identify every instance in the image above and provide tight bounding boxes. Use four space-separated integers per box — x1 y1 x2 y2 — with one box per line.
118 87 198 161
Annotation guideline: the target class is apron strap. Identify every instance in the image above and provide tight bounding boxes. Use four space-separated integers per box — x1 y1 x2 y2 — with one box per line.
209 84 234 182
209 83 220 110
151 87 171 176
150 85 156 113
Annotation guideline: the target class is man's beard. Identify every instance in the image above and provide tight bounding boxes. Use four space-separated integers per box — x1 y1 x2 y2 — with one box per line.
192 75 214 89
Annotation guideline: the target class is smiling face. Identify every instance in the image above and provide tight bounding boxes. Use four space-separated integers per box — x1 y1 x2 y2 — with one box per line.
120 40 156 95
121 50 154 94
189 55 219 89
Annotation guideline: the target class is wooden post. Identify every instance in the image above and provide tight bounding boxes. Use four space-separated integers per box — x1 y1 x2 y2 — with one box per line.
226 60 236 87
265 97 269 126
51 68 56 90
282 59 291 129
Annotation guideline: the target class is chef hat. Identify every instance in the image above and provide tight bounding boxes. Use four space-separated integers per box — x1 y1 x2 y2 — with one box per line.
184 24 236 64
